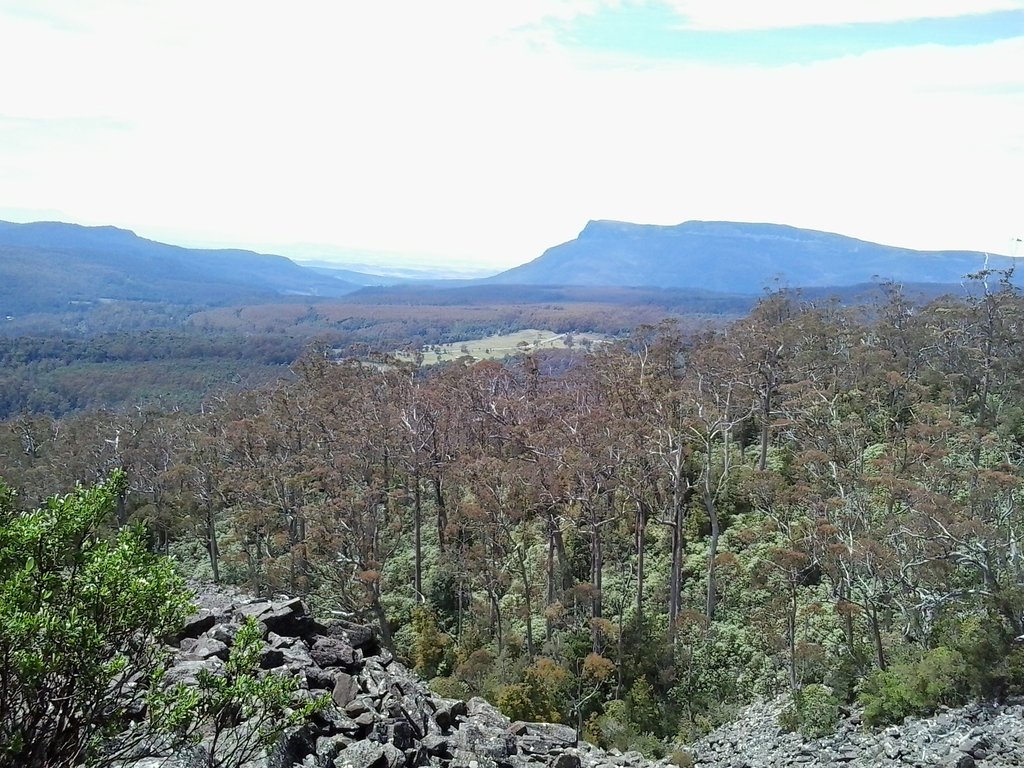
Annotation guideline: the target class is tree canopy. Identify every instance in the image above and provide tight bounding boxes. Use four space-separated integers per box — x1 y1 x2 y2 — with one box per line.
3 279 1024 751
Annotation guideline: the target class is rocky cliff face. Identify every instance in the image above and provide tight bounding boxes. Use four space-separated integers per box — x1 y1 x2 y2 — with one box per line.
136 592 1024 768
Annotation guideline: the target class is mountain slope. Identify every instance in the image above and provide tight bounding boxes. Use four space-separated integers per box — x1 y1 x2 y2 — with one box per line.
0 220 361 313
487 220 1015 293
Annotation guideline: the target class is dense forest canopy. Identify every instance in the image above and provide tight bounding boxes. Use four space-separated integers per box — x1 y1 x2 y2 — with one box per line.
2 275 1023 751
0 286 756 419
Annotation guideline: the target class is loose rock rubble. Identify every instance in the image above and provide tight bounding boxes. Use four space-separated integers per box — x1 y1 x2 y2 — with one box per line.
691 695 1024 768
133 593 1024 768
136 594 674 768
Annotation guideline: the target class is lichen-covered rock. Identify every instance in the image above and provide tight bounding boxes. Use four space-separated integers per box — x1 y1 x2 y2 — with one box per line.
189 635 229 661
322 619 379 653
332 739 388 768
312 636 358 669
161 657 223 687
333 671 362 707
176 610 216 642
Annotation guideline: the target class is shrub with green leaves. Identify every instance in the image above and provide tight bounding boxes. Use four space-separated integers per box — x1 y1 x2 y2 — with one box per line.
409 605 452 679
497 657 568 723
857 668 917 726
793 684 840 739
0 472 193 768
777 704 801 734
1005 646 1024 694
149 616 328 768
429 675 470 700
625 677 663 736
586 699 632 751
912 646 970 707
586 699 667 759
858 647 970 726
934 613 1013 698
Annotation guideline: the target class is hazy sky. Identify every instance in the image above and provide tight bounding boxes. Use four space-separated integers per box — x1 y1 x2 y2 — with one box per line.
1 1 1021 269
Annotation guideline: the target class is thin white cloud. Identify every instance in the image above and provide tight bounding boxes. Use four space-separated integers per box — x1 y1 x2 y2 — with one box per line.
0 1 1020 266
664 0 1024 31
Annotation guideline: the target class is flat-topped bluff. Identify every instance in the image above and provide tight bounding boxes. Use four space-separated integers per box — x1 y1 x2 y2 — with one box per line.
485 220 1016 293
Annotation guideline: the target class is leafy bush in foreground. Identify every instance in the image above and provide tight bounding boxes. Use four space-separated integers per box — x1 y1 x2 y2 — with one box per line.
0 472 192 768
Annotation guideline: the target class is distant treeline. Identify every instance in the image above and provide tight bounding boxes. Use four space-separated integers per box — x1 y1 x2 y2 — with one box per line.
0 286 759 418
0 324 329 416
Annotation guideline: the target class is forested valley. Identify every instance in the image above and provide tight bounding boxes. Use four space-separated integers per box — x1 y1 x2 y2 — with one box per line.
3 275 1024 754
0 287 747 418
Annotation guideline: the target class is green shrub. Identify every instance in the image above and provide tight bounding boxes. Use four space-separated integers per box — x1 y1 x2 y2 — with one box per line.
0 473 193 768
630 732 668 759
935 613 1009 698
586 699 667 759
824 646 872 704
795 684 840 739
496 657 569 723
1006 646 1024 695
913 646 970 707
430 675 470 700
778 704 800 733
149 617 328 768
674 706 738 745
589 699 632 751
858 647 970 726
408 606 452 679
626 677 663 736
858 669 916 726
497 682 546 722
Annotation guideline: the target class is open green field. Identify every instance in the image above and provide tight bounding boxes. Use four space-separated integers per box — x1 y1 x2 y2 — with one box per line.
396 329 609 365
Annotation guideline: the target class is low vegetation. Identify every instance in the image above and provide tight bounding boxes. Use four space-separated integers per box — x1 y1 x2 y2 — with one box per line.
0 473 325 767
0 472 191 767
150 617 328 768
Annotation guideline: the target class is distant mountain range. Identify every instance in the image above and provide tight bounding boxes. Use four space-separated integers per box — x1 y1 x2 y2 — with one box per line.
0 221 370 313
1 218 1015 317
487 220 1015 293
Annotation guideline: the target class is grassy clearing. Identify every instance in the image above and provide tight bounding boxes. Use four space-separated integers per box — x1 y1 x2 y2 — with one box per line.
396 329 609 365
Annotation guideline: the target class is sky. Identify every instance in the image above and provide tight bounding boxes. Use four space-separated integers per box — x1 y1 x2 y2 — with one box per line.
0 1 1021 272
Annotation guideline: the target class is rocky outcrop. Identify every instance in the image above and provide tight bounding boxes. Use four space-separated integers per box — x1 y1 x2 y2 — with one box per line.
691 695 1024 768
144 594 671 768
142 593 1024 768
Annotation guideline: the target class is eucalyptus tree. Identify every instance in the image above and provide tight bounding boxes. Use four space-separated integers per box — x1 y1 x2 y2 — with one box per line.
680 330 758 622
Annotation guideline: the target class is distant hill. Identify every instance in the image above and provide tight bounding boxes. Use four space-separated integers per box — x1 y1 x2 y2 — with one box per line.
486 220 1016 293
4 218 1015 320
296 261 472 287
0 220 361 314
296 261 411 287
